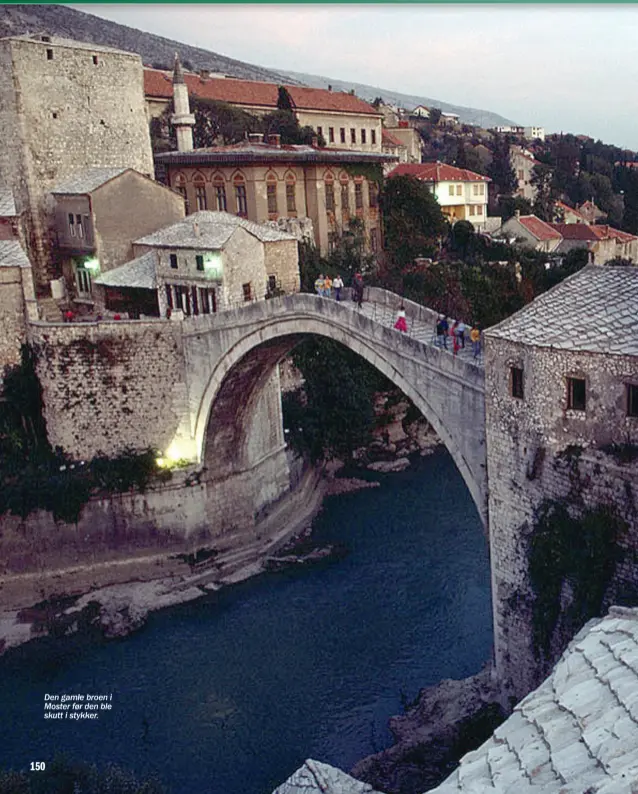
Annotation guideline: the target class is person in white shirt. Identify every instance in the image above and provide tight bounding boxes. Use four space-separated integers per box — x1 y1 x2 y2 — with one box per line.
333 275 344 302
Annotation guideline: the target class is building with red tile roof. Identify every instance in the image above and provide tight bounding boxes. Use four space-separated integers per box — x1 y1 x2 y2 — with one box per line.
388 162 490 229
144 68 383 155
550 222 638 264
553 201 589 224
500 212 563 253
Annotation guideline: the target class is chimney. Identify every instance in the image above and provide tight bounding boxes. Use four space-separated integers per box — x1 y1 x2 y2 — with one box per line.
199 69 210 80
268 133 281 147
193 221 201 237
311 136 318 147
248 132 264 144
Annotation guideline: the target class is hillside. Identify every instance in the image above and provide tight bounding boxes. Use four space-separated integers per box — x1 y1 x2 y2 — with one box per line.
1 4 517 130
280 70 518 129
0 4 301 83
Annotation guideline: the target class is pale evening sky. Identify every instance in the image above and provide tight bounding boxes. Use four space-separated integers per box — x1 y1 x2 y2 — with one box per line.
79 4 638 151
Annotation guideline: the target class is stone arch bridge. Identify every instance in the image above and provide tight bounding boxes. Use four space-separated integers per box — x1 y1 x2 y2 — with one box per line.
182 287 487 524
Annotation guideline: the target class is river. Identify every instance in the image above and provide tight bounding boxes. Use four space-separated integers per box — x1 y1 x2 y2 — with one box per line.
0 448 492 793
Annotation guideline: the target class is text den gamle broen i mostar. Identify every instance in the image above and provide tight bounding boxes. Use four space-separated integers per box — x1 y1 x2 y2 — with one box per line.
43 693 113 720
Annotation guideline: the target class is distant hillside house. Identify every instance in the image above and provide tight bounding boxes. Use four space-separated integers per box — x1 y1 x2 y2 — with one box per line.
388 162 490 229
577 200 607 224
499 211 563 253
144 68 383 154
440 112 460 127
524 125 545 141
550 223 638 265
381 129 407 170
411 104 430 118
94 211 299 319
155 137 394 256
510 146 540 203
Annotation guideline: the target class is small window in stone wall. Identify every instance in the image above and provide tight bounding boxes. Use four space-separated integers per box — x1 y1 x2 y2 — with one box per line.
46 49 53 60
93 55 98 65
170 253 178 270
242 283 252 302
567 377 586 411
510 367 524 399
196 255 204 272
627 383 638 417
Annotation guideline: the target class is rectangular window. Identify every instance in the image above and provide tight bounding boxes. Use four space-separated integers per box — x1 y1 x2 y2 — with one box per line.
341 183 349 213
286 183 296 214
325 183 335 212
242 282 252 302
340 128 346 144
370 229 378 253
511 367 524 399
317 126 323 139
369 182 379 209
627 383 638 417
268 274 277 293
469 205 475 216
215 185 227 212
355 182 363 210
92 55 98 65
361 129 367 144
68 213 75 237
191 286 199 315
351 128 356 144
267 183 278 215
518 170 525 180
473 184 479 195
371 130 376 145
456 184 462 196
76 214 84 238
477 205 483 216
329 127 335 143
195 185 207 211
567 377 586 411
74 264 91 297
196 254 204 272
46 49 53 60
479 184 485 195
165 284 173 310
170 253 178 270
235 185 247 216
448 185 455 196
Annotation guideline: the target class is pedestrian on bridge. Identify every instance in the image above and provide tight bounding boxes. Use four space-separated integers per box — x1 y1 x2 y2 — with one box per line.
315 274 325 297
451 321 461 355
324 274 333 298
470 324 481 359
456 320 466 349
440 315 449 348
394 305 408 333
333 275 344 302
353 273 364 309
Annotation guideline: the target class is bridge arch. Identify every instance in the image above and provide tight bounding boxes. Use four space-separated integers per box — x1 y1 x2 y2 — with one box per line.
191 302 486 523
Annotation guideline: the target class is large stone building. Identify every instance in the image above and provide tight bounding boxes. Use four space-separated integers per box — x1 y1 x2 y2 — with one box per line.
388 162 490 229
50 167 185 304
155 137 391 256
144 67 383 153
0 34 154 285
94 211 299 317
484 266 638 697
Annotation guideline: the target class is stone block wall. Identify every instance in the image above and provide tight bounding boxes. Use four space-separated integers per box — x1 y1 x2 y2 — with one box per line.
264 238 300 294
30 319 188 459
485 336 638 698
0 266 28 369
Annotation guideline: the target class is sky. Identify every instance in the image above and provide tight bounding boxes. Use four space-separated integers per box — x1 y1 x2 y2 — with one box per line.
79 4 638 151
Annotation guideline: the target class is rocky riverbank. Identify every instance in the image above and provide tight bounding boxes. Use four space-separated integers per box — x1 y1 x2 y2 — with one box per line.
351 667 505 794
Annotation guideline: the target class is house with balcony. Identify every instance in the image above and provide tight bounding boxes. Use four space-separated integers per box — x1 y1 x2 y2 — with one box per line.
51 167 184 304
93 211 299 318
388 162 490 229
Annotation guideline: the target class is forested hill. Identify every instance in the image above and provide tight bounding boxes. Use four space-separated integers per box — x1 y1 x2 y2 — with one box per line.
1 4 515 129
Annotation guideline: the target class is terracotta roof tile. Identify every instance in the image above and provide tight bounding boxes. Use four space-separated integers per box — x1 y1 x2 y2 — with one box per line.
144 69 380 116
517 215 562 241
388 162 490 183
550 222 600 241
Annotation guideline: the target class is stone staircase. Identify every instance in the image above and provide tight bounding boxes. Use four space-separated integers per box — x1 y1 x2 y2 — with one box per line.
37 296 66 323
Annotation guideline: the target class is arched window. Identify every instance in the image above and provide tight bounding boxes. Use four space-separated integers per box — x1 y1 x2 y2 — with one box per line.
340 173 350 215
266 172 278 216
285 172 297 215
233 173 247 217
193 173 207 211
213 174 227 212
173 173 189 214
324 172 335 214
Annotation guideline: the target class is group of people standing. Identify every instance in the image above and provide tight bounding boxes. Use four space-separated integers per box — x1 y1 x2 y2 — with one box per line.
315 273 362 306
436 315 481 358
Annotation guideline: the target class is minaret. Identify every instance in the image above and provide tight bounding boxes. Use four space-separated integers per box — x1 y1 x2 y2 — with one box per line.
171 53 195 152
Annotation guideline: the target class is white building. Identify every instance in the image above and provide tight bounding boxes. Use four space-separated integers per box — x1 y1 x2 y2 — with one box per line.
524 126 545 141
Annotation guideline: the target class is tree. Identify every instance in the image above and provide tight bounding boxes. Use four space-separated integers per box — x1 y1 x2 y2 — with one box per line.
498 195 533 221
530 163 557 221
429 107 442 126
277 86 295 112
380 175 448 272
488 136 517 208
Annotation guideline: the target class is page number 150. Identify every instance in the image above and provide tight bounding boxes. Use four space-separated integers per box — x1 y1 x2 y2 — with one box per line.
30 762 46 771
